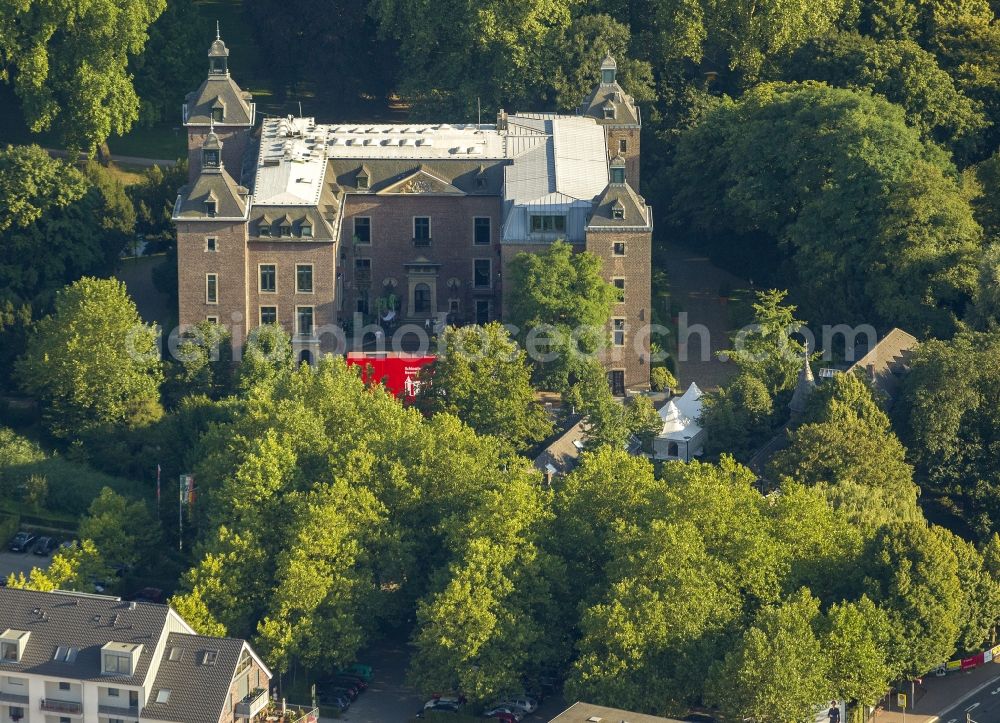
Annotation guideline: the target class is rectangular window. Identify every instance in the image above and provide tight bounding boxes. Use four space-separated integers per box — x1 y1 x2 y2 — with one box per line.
259 264 276 293
297 307 314 336
206 316 219 324
357 174 369 190
9 708 22 721
613 277 625 302
473 259 491 289
296 264 314 293
58 682 70 691
0 643 17 662
258 222 271 237
206 274 218 304
260 306 277 325
102 653 131 675
353 217 371 244
619 138 627 153
613 242 625 256
108 687 119 697
205 237 217 252
473 217 491 245
205 200 217 217
356 290 369 315
613 318 625 346
355 258 371 286
300 224 312 238
414 217 431 245
530 215 566 233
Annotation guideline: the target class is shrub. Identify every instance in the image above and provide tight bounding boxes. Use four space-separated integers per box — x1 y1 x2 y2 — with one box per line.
650 366 677 392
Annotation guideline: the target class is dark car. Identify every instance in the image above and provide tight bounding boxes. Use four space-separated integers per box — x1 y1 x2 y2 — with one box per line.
332 674 368 691
318 692 350 712
9 532 36 553
324 678 360 696
683 714 716 723
32 536 57 556
324 685 358 701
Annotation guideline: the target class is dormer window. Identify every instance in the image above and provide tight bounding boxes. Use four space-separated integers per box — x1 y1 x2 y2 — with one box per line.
258 220 272 237
205 200 217 217
212 107 224 123
0 631 28 663
357 172 370 190
603 103 616 120
280 224 291 237
301 224 312 238
101 642 141 676
612 202 625 220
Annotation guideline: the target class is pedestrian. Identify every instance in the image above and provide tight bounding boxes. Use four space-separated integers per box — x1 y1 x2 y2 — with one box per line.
828 701 840 723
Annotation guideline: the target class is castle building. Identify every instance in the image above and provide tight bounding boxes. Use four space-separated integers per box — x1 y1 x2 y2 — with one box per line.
174 37 652 391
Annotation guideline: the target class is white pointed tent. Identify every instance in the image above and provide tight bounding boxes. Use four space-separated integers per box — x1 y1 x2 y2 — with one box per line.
653 382 705 461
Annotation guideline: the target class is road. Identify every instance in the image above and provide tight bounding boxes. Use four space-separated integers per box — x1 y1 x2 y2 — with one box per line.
936 678 1000 723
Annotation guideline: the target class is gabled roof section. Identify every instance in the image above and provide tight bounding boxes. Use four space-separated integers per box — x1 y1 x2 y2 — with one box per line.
0 588 170 685
586 182 651 229
328 158 505 195
173 169 248 221
579 81 640 126
377 166 466 196
185 75 254 127
141 632 266 723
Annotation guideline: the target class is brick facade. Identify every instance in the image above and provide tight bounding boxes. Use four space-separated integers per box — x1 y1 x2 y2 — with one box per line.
340 195 502 325
176 219 249 342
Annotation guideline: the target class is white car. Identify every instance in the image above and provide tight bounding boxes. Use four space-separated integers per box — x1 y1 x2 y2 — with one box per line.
425 697 462 710
495 698 538 714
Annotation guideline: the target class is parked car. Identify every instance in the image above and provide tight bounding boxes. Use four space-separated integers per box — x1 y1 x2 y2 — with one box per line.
318 692 350 712
8 532 36 553
31 536 57 556
683 715 716 723
333 674 368 690
425 697 462 710
324 679 360 696
324 685 358 701
483 705 523 721
494 697 538 714
338 663 373 681
418 700 460 717
491 713 519 723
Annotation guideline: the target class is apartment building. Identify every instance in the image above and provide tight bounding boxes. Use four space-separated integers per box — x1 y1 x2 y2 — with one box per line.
0 588 271 723
174 36 653 390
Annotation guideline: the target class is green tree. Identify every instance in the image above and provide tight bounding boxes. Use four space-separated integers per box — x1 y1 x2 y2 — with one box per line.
725 290 808 394
0 145 88 234
163 321 234 406
779 31 987 155
235 323 295 392
78 487 160 570
417 323 552 452
649 366 677 392
821 596 897 717
371 0 574 116
707 589 830 723
770 373 922 531
7 539 110 593
701 373 775 458
16 277 163 438
864 523 964 677
0 0 166 152
672 83 983 334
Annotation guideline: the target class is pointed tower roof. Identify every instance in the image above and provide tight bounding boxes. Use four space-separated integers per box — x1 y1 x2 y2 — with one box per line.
183 26 254 127
788 355 816 416
601 54 617 73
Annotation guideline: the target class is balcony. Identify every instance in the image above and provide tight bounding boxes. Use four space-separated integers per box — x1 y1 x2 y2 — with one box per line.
40 698 82 715
99 703 139 717
235 687 268 718
0 691 27 705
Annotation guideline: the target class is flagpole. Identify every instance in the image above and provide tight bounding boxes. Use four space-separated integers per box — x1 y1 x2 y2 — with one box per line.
156 464 161 513
178 475 183 551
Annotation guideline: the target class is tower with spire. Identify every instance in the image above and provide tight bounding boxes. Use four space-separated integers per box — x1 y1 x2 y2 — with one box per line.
182 25 255 183
788 353 817 420
579 54 642 190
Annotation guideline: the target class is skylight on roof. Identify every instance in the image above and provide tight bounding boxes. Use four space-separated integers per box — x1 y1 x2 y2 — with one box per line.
201 650 218 666
167 647 183 662
156 689 171 703
53 646 79 663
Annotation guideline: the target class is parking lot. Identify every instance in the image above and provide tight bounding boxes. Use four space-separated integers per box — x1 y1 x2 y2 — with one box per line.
0 549 52 582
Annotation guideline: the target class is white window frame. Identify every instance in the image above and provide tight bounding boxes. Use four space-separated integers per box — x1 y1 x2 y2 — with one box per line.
473 259 492 289
206 316 219 324
258 264 277 294
613 318 626 347
296 306 315 337
613 242 626 256
296 264 314 294
473 217 491 245
259 306 278 326
205 236 218 252
353 216 371 244
206 274 218 305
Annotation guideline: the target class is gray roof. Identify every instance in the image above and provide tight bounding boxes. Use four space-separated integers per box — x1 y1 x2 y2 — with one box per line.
0 588 169 685
328 158 505 195
249 201 338 240
534 417 587 475
140 632 249 723
174 168 249 220
587 182 651 229
788 355 817 415
579 80 641 126
185 75 254 127
846 327 918 402
548 702 684 723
